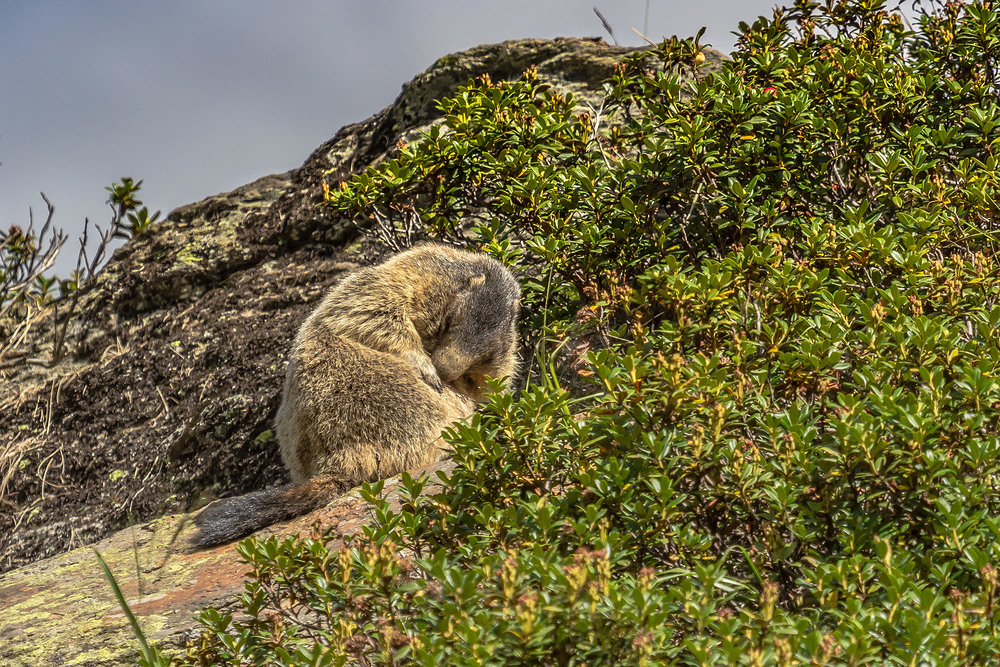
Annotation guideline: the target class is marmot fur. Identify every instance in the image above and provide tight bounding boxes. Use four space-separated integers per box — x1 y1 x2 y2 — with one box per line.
193 244 520 547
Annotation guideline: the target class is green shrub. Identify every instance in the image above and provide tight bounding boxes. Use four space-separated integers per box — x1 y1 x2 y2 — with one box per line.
176 1 1000 664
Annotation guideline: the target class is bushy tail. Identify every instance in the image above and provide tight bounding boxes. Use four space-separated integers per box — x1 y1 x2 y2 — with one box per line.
193 474 348 548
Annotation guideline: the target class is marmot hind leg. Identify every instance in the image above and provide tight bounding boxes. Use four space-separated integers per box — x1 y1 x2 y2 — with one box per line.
276 332 475 485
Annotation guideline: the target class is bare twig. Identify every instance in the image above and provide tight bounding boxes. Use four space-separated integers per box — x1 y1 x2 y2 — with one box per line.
370 208 422 253
0 194 65 321
631 27 657 47
51 200 127 365
585 99 614 171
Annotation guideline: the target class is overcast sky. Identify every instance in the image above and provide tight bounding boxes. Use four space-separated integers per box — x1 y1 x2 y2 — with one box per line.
1 1 781 274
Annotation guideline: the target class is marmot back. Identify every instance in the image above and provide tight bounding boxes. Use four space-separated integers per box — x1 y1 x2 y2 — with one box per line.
193 244 520 547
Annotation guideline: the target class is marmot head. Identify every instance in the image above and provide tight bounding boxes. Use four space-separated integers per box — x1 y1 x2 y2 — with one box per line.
432 260 520 397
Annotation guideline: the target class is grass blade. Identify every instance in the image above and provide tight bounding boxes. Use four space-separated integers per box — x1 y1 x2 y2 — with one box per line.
93 548 154 663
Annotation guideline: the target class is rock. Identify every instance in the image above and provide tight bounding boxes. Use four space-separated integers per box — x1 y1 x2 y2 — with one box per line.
0 461 455 666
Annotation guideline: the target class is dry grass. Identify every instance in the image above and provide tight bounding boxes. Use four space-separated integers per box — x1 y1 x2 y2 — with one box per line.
0 433 47 509
0 303 51 372
0 366 83 508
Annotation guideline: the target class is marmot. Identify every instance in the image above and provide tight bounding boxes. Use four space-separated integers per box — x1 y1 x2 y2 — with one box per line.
193 244 520 547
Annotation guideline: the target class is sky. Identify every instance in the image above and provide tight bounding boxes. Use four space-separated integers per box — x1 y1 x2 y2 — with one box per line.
1 1 783 275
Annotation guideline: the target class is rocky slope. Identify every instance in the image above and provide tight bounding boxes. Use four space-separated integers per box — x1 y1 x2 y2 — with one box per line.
0 37 724 664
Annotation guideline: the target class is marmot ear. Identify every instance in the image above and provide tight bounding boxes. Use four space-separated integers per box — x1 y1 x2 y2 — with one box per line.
468 274 486 288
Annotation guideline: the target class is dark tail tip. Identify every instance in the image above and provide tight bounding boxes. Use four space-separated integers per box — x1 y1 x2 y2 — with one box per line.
192 476 347 548
192 489 280 548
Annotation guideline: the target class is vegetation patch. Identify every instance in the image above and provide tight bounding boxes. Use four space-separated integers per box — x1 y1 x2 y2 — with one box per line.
161 1 1000 664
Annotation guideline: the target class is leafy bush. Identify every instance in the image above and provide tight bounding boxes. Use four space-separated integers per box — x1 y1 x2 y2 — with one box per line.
176 1 1000 664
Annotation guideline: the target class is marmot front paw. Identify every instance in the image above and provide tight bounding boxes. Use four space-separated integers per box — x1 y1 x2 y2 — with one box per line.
405 349 443 392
